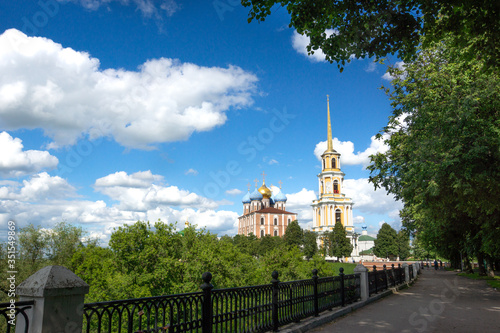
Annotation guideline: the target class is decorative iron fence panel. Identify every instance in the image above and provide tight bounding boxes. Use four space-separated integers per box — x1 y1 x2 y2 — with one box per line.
0 300 34 333
368 266 388 296
212 284 273 333
83 292 203 333
317 276 341 312
277 279 315 327
409 264 414 280
343 273 360 304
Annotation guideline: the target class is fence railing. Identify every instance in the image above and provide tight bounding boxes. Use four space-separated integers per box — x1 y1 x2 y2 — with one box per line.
7 262 419 333
0 300 35 333
83 268 364 333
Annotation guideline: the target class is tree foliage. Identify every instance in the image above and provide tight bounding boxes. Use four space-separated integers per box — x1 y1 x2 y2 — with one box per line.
373 223 398 258
397 230 411 261
321 221 353 259
368 35 500 272
242 0 499 70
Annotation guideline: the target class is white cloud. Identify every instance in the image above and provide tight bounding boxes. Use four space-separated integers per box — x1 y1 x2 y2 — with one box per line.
314 135 389 167
382 61 405 81
365 61 377 73
291 30 335 62
268 159 278 165
0 29 257 149
184 168 198 176
60 0 180 18
286 188 317 226
0 171 240 244
94 171 219 211
343 178 403 216
0 172 76 201
0 132 58 178
226 188 242 196
353 215 365 224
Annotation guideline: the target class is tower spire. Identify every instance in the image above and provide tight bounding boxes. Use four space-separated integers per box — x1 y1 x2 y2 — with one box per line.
326 95 333 153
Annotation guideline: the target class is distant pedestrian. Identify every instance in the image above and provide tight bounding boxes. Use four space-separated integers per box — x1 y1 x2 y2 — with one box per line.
434 260 438 271
440 260 443 270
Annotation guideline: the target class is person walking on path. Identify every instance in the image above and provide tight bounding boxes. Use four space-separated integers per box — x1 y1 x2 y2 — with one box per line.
434 259 439 271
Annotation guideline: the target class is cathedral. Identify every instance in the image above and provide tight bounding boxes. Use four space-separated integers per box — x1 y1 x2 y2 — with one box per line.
238 175 297 238
312 96 356 256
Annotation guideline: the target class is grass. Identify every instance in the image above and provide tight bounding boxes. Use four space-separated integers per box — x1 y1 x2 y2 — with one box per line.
457 271 500 289
330 262 357 275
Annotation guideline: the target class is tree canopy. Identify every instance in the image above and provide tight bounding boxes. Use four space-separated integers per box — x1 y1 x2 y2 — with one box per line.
321 221 353 259
242 0 499 70
373 223 398 259
368 36 500 273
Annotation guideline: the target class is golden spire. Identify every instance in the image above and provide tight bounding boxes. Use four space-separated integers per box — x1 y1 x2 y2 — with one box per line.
326 95 334 153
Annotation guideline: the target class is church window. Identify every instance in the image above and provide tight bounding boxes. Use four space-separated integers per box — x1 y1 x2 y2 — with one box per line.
261 217 265 225
274 218 278 225
274 230 278 236
333 180 339 194
332 157 336 169
288 218 291 225
335 209 342 224
261 230 265 237
322 159 325 170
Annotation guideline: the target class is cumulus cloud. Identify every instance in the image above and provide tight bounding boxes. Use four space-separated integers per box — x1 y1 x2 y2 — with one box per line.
314 135 389 167
0 132 58 178
94 171 218 211
0 172 76 201
268 159 278 165
0 171 240 243
343 178 402 216
291 30 336 62
0 29 257 149
286 188 317 227
226 188 242 196
60 0 180 18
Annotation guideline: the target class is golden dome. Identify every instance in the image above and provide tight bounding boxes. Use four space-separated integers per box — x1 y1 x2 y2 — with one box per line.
258 183 272 199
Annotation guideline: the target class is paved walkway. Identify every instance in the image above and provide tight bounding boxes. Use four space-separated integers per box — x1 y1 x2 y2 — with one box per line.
307 269 500 333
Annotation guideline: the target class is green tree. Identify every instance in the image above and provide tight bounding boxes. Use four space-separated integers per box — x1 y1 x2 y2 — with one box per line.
397 230 411 260
368 35 500 273
322 221 353 259
284 220 303 248
373 223 398 259
302 230 318 259
243 0 499 70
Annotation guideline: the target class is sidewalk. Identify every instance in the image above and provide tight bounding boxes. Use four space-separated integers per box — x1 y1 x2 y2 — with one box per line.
307 269 500 333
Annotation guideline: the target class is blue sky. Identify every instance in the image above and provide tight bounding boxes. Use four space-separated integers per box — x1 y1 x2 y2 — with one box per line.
0 0 403 243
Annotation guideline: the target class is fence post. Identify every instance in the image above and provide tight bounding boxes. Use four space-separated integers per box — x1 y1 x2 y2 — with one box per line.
414 263 418 278
403 263 410 283
312 269 319 317
15 265 89 333
373 265 377 293
383 264 388 289
271 270 280 332
391 264 396 287
201 272 213 333
339 267 345 307
353 264 368 301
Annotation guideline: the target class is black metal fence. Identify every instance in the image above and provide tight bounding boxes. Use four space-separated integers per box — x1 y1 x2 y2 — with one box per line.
83 268 361 333
0 300 35 333
368 264 413 297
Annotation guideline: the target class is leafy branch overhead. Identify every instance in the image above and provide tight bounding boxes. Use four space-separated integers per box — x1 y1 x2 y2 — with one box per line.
242 0 499 70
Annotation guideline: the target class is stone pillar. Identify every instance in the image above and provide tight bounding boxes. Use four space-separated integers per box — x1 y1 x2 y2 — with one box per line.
403 263 410 283
16 265 89 333
354 264 369 301
413 262 418 278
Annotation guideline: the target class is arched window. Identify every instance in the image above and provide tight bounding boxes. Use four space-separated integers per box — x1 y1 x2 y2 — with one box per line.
261 230 265 237
322 159 325 170
333 180 339 194
288 218 291 225
332 157 336 169
274 218 278 226
274 230 278 236
261 217 265 225
335 209 342 224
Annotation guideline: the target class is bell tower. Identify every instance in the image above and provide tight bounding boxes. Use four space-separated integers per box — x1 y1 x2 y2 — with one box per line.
312 96 354 237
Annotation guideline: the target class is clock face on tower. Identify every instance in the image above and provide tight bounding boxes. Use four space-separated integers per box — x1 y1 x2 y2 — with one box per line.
325 182 332 193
